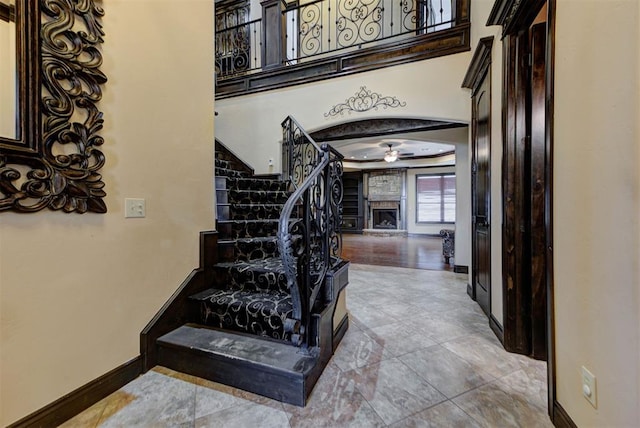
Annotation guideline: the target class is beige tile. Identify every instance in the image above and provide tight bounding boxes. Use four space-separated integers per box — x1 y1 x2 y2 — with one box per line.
99 371 195 427
390 400 481 428
344 358 446 425
452 373 553 428
195 402 290 427
285 363 386 427
399 345 495 398
330 327 385 371
59 400 107 428
441 333 524 378
365 321 438 358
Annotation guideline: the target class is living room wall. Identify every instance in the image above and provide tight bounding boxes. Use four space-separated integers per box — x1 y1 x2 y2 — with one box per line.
0 1 215 425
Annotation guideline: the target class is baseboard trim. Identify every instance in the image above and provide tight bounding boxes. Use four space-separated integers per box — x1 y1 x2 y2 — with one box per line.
454 265 468 274
489 314 504 344
553 400 578 428
8 356 142 428
467 282 475 300
333 314 349 351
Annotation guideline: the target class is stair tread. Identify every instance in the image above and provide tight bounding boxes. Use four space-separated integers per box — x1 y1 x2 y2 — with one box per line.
217 219 279 224
158 324 316 376
218 236 278 244
190 287 290 302
215 257 286 273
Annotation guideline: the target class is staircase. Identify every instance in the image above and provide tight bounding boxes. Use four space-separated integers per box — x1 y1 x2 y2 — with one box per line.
140 118 349 406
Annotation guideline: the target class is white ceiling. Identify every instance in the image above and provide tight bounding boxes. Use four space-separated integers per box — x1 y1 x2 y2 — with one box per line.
328 126 468 162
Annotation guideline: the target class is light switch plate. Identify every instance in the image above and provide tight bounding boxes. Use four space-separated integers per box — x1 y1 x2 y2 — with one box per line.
581 366 597 408
125 198 145 218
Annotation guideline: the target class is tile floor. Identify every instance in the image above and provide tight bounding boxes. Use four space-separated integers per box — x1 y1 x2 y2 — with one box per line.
60 264 553 427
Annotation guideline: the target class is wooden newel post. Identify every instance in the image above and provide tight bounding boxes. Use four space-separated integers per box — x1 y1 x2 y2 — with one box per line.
261 0 286 69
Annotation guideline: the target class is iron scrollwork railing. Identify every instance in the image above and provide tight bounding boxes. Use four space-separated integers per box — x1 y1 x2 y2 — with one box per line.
278 116 343 349
284 0 454 62
215 18 262 78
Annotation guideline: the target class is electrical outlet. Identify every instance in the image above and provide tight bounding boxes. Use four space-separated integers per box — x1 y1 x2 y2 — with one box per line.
268 158 274 166
581 366 597 408
125 198 146 218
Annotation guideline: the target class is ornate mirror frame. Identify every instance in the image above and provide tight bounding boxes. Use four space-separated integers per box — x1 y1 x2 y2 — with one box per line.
0 0 107 213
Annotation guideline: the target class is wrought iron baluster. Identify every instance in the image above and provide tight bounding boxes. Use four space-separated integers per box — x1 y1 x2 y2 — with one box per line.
279 117 343 349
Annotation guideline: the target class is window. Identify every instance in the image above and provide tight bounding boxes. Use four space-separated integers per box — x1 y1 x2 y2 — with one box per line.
416 174 455 223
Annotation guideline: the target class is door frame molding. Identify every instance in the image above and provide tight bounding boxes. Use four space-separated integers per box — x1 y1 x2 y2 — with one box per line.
487 0 557 422
462 36 494 327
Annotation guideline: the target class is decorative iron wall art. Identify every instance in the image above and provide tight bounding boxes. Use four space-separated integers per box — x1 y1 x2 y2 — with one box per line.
0 0 108 213
324 86 406 117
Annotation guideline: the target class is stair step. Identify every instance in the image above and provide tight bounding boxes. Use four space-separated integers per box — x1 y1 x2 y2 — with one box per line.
217 203 286 221
214 158 231 169
215 166 249 178
189 288 293 340
217 236 279 261
216 219 280 239
214 258 290 293
221 189 290 205
156 324 318 406
224 177 290 192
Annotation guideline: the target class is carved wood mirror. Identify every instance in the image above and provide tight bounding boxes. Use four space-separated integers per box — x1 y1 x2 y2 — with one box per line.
0 0 107 213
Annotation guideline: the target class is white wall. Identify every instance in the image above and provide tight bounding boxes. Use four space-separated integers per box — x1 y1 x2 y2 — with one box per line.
0 1 215 425
553 1 640 426
454 142 471 269
215 52 472 174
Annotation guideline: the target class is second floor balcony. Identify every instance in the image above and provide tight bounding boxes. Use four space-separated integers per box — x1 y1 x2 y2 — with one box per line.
215 0 470 98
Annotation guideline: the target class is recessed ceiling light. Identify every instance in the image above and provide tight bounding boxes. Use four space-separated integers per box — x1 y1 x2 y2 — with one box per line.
350 156 355 159
363 155 367 159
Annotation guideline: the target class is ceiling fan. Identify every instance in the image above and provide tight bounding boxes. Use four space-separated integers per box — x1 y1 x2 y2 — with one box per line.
383 143 414 162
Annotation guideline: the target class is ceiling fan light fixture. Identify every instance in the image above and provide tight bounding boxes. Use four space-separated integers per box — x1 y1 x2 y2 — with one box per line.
384 144 399 162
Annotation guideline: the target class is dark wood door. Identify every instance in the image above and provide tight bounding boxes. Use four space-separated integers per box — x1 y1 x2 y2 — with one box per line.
529 22 548 360
472 69 491 316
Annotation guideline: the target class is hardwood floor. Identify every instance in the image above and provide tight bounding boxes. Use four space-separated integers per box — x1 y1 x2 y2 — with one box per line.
341 233 452 271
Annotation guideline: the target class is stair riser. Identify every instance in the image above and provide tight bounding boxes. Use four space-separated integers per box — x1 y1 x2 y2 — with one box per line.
193 292 293 341
214 265 289 294
156 343 309 406
217 239 279 262
217 204 284 221
217 220 280 239
226 190 290 205
226 178 289 192
216 167 249 178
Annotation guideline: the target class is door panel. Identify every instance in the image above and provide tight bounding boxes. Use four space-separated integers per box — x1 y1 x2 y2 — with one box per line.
472 71 491 317
530 22 548 360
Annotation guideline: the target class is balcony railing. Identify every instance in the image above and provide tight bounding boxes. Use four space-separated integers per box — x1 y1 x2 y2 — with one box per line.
283 0 454 63
215 0 470 98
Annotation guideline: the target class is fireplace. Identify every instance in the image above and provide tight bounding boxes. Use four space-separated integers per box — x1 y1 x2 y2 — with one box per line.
373 209 398 229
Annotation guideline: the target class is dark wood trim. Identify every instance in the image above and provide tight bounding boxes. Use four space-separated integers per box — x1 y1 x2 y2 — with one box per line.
346 150 455 163
0 2 15 22
311 118 466 142
487 0 547 36
501 30 530 355
333 314 349 351
453 265 469 274
489 314 505 344
553 401 578 428
7 357 142 428
545 0 556 418
466 282 475 300
461 36 494 91
140 231 218 371
216 23 470 99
